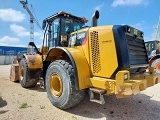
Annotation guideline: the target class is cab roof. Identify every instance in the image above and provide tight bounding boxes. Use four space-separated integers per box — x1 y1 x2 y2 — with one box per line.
45 11 88 23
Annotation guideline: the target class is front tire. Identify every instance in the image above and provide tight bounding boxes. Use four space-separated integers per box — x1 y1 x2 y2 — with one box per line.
45 60 85 109
19 58 38 88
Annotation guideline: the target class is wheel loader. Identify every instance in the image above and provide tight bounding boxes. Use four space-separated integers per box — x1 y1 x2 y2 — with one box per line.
10 10 160 109
145 40 160 73
10 42 45 87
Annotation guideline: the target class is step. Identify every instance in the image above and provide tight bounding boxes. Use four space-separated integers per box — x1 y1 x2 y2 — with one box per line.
89 88 106 104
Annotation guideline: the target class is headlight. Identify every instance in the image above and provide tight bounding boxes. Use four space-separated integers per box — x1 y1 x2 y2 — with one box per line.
124 74 128 80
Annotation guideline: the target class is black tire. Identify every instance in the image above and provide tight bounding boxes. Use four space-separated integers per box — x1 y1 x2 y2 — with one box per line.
45 60 85 109
19 58 38 88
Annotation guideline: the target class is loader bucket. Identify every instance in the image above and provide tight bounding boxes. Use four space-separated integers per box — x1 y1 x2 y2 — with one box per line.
10 59 19 82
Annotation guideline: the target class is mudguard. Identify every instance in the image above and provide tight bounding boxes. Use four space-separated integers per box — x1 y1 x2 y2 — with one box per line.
45 47 91 90
23 54 42 69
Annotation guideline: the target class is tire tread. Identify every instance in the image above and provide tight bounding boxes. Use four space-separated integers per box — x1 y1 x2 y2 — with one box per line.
46 60 85 109
19 58 38 88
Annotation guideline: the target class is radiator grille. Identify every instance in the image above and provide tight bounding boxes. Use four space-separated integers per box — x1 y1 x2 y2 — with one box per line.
90 31 101 74
126 34 148 65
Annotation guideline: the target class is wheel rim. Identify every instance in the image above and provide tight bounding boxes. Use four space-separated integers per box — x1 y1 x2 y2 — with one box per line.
20 66 24 80
49 73 63 97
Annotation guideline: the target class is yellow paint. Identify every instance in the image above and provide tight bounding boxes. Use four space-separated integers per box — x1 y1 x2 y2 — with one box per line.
65 47 91 89
45 47 91 90
83 70 148 97
148 67 155 74
39 46 48 55
115 70 147 98
89 77 115 95
116 70 129 85
143 73 159 87
46 48 64 61
71 26 118 78
88 26 118 78
25 54 43 69
49 73 63 97
43 25 160 99
115 79 146 98
71 28 91 70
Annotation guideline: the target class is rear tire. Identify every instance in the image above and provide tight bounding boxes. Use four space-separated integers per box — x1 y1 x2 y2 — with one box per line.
19 58 38 88
45 60 85 109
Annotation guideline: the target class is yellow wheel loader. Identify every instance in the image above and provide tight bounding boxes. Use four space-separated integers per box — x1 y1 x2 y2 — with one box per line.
145 41 160 73
10 42 47 87
11 10 160 109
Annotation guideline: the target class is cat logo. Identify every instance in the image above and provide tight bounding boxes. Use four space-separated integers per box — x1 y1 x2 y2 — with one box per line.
102 40 112 43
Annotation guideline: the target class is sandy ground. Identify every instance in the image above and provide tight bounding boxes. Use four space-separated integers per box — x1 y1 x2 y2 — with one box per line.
0 65 160 120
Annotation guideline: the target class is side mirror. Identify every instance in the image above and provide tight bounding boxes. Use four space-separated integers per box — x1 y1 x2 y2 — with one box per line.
28 42 35 46
28 42 42 55
42 19 46 30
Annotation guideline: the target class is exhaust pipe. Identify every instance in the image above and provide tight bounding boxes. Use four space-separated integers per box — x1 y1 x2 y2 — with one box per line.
91 10 99 27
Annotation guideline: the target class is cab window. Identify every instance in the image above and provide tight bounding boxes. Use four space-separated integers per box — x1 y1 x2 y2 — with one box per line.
48 18 60 47
61 18 73 35
69 32 86 47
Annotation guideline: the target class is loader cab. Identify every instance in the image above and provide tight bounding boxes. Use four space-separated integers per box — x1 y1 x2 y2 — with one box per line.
145 40 159 58
42 11 87 48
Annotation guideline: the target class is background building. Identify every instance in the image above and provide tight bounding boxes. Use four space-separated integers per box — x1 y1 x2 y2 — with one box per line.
0 46 27 65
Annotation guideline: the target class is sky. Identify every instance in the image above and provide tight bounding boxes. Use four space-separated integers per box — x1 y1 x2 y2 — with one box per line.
0 0 160 47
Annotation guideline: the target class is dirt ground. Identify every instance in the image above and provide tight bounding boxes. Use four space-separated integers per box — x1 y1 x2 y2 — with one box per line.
1 65 160 120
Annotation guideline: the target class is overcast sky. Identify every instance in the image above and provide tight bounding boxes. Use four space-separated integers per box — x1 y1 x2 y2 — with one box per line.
0 0 160 47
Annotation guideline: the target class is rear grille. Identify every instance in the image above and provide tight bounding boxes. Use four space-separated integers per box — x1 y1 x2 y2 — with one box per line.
126 33 148 65
90 31 101 74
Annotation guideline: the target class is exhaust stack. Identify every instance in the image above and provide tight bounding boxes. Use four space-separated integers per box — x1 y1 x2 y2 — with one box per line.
91 10 99 27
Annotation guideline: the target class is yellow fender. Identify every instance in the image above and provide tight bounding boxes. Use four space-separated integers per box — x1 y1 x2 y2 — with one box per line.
45 47 91 90
23 54 42 69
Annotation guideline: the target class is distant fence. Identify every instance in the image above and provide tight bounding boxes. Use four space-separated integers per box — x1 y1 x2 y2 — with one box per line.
0 56 17 65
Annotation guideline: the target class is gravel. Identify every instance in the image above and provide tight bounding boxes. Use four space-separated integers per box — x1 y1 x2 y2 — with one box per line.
1 65 160 120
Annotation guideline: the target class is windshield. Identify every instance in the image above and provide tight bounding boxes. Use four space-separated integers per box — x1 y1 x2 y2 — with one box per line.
61 18 84 35
48 17 85 48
